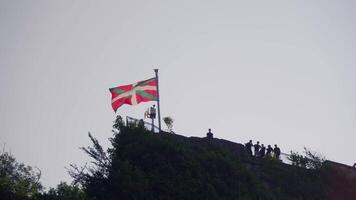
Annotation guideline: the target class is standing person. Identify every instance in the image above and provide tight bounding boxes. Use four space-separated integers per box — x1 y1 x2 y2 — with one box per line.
245 140 253 157
266 145 273 157
148 105 157 132
254 141 261 157
274 144 281 160
206 128 213 139
138 119 145 129
259 144 266 158
150 105 156 119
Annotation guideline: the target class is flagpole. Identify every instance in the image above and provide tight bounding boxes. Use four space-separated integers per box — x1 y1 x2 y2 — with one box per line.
154 69 162 132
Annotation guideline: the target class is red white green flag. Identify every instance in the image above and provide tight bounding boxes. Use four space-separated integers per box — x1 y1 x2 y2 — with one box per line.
109 78 158 112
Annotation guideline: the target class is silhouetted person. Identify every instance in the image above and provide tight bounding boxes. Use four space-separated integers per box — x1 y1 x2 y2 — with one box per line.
138 119 145 129
259 144 266 157
353 163 356 168
274 144 281 159
150 105 156 119
245 140 253 156
254 141 261 157
148 105 157 131
266 145 273 157
206 128 213 139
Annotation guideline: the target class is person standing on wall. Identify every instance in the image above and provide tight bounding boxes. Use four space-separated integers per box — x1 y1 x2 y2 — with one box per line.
254 141 261 157
274 144 281 160
245 140 253 157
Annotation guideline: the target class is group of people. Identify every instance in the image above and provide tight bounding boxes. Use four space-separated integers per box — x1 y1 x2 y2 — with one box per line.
245 140 281 159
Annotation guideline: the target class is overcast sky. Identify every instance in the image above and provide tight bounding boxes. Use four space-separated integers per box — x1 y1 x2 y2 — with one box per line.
1 0 355 188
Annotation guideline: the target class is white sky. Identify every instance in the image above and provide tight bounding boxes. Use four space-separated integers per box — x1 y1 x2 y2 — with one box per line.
1 0 355 188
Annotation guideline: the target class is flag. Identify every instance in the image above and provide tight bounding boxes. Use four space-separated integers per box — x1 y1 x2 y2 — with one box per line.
109 78 157 112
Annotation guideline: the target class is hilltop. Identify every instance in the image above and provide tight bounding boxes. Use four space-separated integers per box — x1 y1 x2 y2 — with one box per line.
76 124 332 200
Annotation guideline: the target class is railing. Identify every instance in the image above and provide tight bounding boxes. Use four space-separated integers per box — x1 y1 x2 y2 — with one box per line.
248 151 292 164
280 152 292 165
126 116 160 133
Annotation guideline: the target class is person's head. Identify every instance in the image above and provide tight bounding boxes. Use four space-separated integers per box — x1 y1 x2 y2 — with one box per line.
249 140 252 143
153 105 156 108
208 128 211 132
274 144 277 147
257 141 259 144
268 145 271 148
261 144 264 147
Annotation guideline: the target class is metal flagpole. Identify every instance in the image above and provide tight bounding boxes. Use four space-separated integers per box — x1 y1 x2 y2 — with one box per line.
154 69 162 132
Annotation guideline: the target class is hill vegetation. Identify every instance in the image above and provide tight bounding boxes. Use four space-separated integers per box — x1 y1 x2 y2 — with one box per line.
2 117 354 199
70 117 327 199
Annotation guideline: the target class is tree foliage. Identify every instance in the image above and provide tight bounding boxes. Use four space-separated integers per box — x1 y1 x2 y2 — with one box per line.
0 151 42 200
163 116 174 133
67 132 111 190
288 147 325 170
303 147 325 170
41 182 86 200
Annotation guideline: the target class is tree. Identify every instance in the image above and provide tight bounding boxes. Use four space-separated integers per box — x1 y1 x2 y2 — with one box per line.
41 182 86 200
0 151 42 200
288 151 308 168
163 116 174 133
68 130 114 199
287 147 325 170
112 115 124 132
68 132 110 186
303 147 325 170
